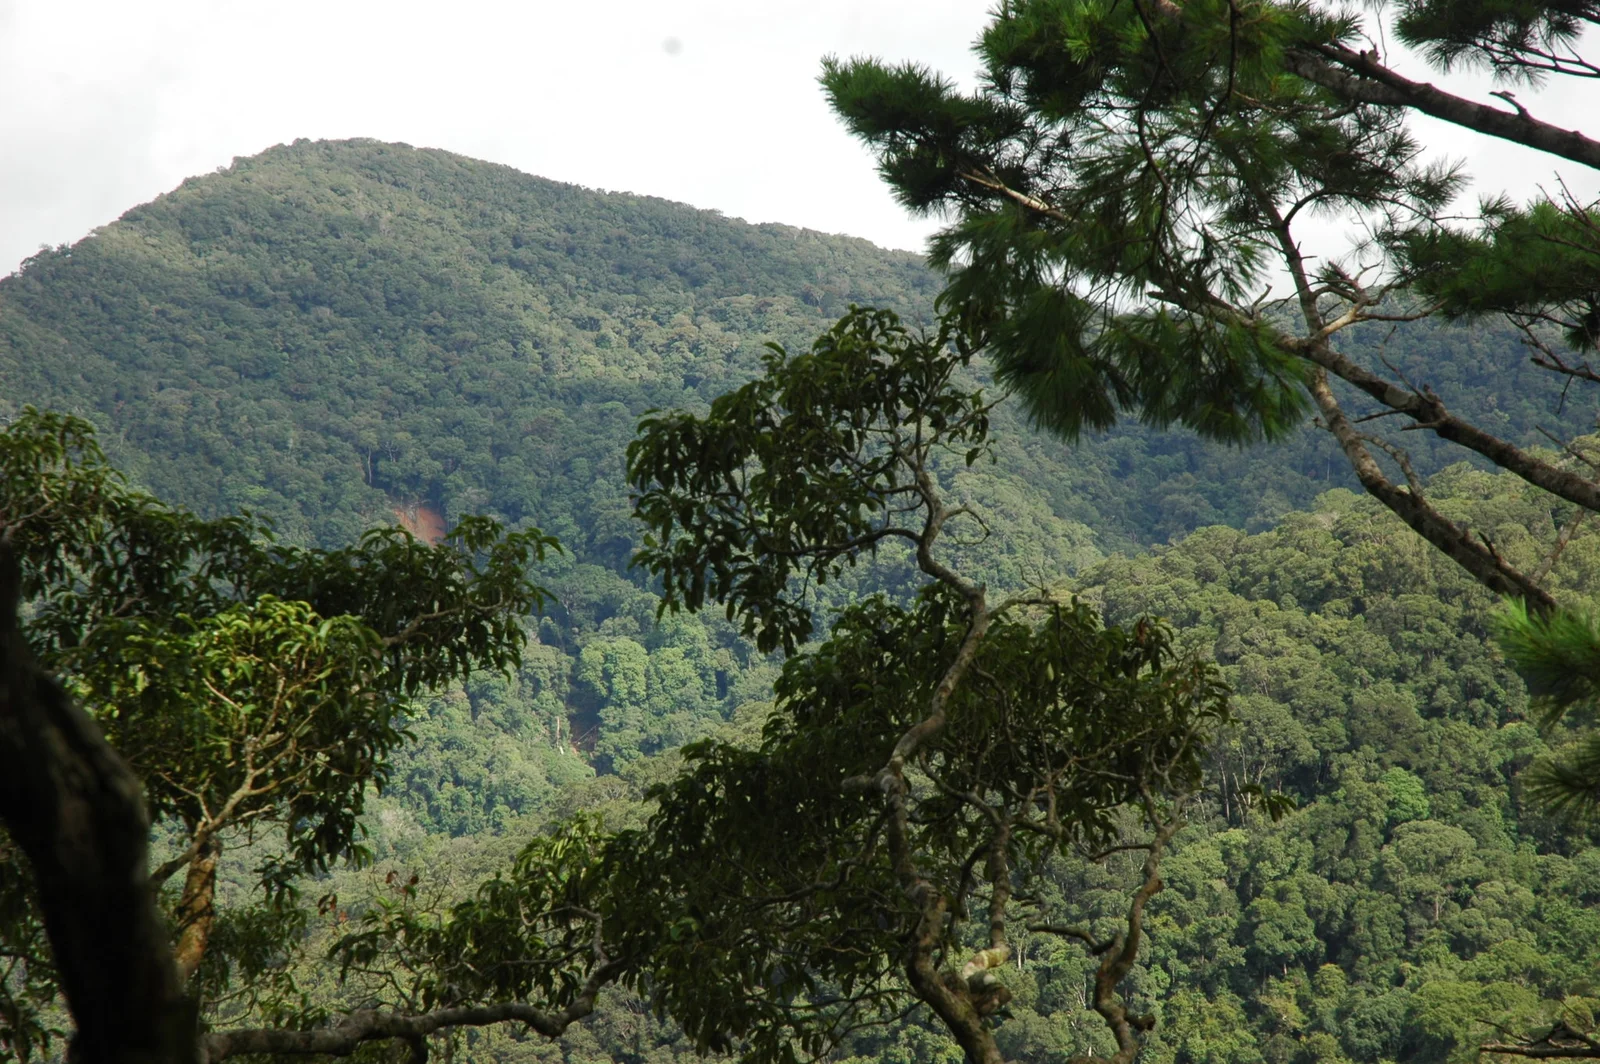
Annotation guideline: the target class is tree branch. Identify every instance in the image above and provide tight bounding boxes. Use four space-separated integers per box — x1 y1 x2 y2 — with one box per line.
1069 795 1180 1064
201 964 623 1063
1533 510 1586 584
1284 42 1600 170
1481 1048 1600 1060
1305 368 1555 610
1285 336 1600 517
1251 184 1562 614
1483 1020 1600 1059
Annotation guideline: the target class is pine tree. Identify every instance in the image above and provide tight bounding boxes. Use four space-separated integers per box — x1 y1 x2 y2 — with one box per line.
825 7 1600 1052
822 0 1600 770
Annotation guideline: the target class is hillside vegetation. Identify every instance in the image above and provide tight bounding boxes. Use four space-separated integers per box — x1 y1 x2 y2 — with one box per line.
315 470 1600 1064
3 139 1598 1064
3 139 1583 559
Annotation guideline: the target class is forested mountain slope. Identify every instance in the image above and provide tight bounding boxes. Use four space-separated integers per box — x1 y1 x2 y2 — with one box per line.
5 139 1598 1064
1 138 1584 560
323 471 1600 1064
0 138 939 552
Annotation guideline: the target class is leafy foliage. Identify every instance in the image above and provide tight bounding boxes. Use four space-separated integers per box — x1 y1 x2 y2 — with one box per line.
1392 0 1600 78
1498 601 1600 819
1 408 556 875
626 305 1231 1064
7 131 1600 1063
0 408 556 1058
630 308 992 653
825 0 1600 604
331 816 616 1017
626 591 1226 1064
1402 199 1600 353
1498 600 1600 724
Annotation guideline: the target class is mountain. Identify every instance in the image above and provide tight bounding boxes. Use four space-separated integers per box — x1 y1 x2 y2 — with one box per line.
6 138 1600 1064
1 138 941 553
4 138 1586 566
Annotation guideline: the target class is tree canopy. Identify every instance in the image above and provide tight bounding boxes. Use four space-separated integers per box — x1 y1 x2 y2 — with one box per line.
0 408 556 1059
823 0 1599 606
4 311 1237 1064
823 0 1600 935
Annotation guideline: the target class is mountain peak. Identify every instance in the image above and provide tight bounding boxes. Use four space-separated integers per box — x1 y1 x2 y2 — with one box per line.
0 138 940 549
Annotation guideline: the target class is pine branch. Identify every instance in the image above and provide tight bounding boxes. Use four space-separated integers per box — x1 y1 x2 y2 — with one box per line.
1284 42 1600 170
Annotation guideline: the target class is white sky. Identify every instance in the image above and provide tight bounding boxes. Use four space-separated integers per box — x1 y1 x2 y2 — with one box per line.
1 0 1596 279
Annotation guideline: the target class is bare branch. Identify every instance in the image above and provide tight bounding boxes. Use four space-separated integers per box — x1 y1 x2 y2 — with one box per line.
1028 924 1112 953
1307 367 1556 612
1483 1019 1600 1059
1281 331 1600 519
1533 510 1587 584
1068 794 1182 1064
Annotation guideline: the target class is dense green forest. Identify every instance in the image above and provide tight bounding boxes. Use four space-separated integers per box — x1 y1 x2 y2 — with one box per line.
297 469 1596 1064
4 138 1599 1063
2 139 1585 559
1 138 1586 767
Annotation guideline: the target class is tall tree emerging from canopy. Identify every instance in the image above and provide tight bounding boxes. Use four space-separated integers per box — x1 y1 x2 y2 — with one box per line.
0 409 558 1061
619 308 1232 1064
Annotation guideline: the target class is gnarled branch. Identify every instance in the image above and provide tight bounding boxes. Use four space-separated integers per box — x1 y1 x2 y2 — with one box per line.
200 965 622 1063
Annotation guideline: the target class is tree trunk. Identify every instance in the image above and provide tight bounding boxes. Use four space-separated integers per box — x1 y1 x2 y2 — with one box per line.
174 836 222 982
0 541 196 1063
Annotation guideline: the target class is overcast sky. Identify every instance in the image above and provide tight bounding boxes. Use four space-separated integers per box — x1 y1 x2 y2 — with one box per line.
2 0 1596 279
